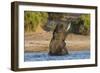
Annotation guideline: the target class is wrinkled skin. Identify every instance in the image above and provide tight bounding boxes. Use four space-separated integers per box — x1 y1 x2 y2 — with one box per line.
48 18 84 56
49 22 70 56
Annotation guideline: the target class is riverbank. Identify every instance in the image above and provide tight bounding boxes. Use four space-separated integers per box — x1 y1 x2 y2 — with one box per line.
24 32 90 52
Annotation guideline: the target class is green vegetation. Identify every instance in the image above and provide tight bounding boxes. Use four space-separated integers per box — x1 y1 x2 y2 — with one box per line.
80 14 90 29
24 11 48 32
24 11 90 35
79 14 90 35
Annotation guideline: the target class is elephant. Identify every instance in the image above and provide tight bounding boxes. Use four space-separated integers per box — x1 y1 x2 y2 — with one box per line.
49 20 72 55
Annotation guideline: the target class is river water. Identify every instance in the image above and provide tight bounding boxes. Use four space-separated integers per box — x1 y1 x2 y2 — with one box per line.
24 51 90 62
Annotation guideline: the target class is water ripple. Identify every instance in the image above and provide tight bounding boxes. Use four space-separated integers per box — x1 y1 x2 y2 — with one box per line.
24 51 90 62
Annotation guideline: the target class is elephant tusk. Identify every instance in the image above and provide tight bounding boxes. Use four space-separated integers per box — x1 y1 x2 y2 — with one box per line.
66 22 71 31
